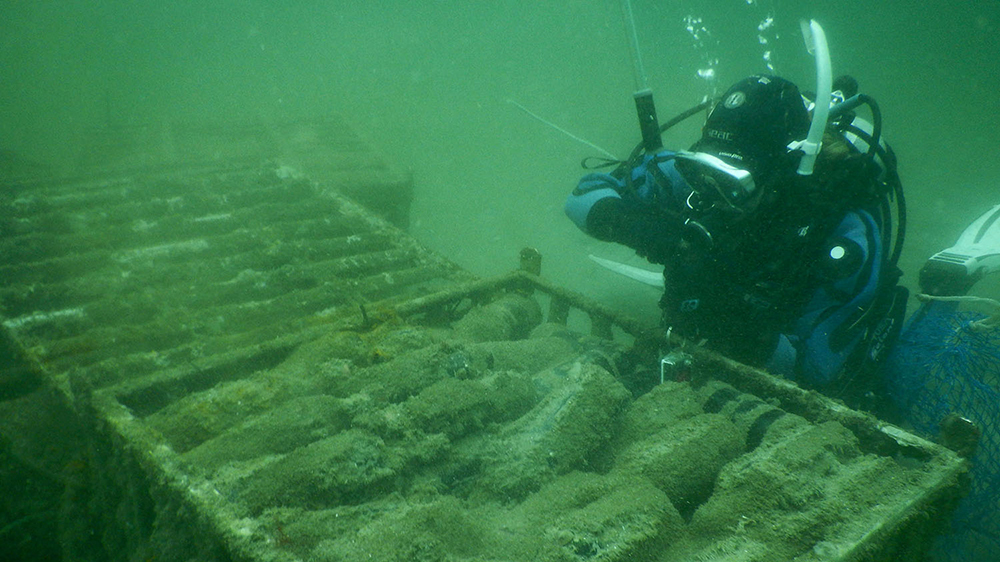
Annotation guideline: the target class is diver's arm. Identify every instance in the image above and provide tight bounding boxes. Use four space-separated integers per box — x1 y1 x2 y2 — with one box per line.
565 157 688 262
564 172 623 238
564 177 645 245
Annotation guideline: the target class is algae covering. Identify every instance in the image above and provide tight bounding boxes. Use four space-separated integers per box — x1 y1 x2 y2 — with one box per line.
89 290 963 562
1 146 963 560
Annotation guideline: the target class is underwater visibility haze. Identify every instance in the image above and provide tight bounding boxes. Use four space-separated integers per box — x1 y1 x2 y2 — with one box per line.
2 1 1000 561
2 1 999 307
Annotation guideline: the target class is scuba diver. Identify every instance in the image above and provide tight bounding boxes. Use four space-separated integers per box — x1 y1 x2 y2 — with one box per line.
565 73 911 402
563 21 1000 558
564 68 1000 402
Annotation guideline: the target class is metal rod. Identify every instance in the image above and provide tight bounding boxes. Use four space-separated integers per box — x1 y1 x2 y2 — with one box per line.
621 0 648 91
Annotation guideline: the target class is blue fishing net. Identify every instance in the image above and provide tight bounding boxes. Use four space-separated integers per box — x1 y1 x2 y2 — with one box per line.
886 299 1000 562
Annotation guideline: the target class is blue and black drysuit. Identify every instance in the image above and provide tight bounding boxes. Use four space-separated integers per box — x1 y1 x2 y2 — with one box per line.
566 149 893 390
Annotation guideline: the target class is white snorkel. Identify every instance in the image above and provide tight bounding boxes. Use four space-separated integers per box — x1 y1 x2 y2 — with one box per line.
794 19 832 176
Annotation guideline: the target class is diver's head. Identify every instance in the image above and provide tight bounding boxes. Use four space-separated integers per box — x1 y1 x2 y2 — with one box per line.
676 75 810 214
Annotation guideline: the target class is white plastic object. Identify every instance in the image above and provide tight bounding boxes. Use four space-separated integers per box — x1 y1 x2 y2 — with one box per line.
795 19 832 176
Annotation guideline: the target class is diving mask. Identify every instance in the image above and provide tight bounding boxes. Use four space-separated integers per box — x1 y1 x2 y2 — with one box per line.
673 151 756 212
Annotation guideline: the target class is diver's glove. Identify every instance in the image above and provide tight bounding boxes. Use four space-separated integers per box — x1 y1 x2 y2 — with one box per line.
585 197 686 263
